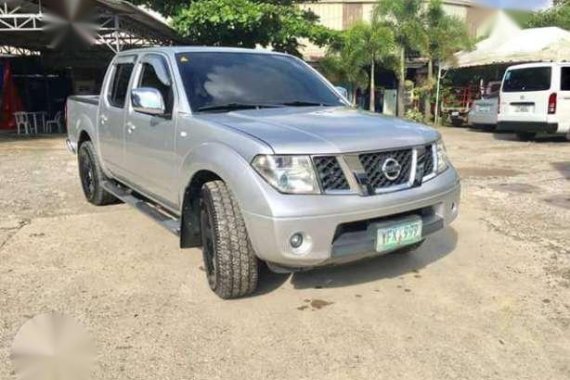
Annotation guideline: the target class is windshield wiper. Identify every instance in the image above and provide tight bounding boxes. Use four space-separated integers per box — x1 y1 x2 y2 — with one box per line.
277 100 339 107
197 103 282 113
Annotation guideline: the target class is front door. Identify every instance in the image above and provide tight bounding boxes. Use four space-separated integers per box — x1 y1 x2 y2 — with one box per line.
124 53 178 208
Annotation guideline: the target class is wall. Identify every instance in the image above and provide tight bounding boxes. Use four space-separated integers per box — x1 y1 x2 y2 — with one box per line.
299 0 497 60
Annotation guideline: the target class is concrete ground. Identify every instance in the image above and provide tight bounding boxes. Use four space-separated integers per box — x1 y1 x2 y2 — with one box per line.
0 128 569 380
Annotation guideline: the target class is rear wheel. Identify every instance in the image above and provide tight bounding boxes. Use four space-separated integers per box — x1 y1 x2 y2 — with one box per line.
78 141 116 206
200 181 259 299
516 132 536 141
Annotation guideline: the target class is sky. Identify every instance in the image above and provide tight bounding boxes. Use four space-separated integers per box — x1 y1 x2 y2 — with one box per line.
478 0 552 10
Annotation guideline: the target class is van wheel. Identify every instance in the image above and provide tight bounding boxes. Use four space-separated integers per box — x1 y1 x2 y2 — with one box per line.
516 132 536 141
78 141 117 206
200 181 259 299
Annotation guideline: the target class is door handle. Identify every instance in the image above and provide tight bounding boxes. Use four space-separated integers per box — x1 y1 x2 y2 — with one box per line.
126 122 136 134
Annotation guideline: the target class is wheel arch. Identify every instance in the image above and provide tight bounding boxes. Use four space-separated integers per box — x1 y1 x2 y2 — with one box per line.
180 169 223 248
177 142 274 249
78 130 92 148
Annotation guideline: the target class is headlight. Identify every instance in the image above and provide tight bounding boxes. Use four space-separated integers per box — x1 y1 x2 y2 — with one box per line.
435 139 449 174
252 155 320 194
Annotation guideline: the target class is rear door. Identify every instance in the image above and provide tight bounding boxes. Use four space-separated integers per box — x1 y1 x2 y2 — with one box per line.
98 55 137 174
500 66 552 124
123 53 178 208
558 65 570 133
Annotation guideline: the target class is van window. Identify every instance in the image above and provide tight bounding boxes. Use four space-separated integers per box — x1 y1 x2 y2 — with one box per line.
561 67 570 91
503 67 552 92
108 63 134 108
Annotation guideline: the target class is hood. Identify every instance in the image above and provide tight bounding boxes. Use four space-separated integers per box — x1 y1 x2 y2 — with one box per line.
196 106 439 155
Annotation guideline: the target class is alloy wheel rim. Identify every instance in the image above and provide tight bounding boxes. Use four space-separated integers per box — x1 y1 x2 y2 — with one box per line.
80 154 95 199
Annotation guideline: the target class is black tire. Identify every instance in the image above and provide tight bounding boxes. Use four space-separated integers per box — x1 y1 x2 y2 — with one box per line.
393 240 425 255
516 132 536 141
78 141 117 206
200 181 259 299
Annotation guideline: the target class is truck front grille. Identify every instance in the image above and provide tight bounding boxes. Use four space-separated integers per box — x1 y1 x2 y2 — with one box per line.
359 149 413 190
417 145 435 179
313 156 350 192
312 144 436 195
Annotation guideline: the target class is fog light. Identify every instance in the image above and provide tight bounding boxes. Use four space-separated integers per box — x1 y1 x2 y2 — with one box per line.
290 233 303 249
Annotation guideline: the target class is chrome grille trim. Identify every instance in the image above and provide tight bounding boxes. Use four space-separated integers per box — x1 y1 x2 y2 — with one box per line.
312 143 436 196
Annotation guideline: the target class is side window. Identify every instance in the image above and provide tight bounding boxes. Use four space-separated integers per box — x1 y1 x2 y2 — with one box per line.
561 67 570 91
138 56 174 115
108 63 134 108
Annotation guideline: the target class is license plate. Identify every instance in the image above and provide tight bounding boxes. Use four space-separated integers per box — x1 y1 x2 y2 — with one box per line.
376 218 423 253
515 105 532 113
451 111 460 117
478 106 491 113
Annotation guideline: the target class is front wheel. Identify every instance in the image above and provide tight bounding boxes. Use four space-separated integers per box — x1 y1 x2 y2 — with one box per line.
200 181 259 299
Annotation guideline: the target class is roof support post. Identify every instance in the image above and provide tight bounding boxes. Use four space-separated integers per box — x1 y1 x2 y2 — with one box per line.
114 14 120 53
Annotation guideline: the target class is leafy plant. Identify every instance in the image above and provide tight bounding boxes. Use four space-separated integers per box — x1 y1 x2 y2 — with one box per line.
405 108 424 123
135 0 339 57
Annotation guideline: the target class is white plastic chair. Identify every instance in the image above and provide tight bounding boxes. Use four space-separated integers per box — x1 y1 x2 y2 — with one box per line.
46 111 63 133
14 112 33 135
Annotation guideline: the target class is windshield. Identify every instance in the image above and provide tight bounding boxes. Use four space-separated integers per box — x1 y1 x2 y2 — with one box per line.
175 52 344 112
503 67 552 92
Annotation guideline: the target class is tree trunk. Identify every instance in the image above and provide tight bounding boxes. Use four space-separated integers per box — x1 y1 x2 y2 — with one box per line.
397 47 406 117
369 60 376 112
352 87 358 107
424 58 433 122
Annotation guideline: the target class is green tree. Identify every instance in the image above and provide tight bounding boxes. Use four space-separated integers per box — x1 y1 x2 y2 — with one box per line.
344 22 395 112
524 2 570 30
373 0 428 117
133 0 338 57
422 0 471 121
319 36 369 106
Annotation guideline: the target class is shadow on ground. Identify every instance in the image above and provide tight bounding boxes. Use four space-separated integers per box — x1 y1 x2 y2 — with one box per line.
255 228 459 292
493 132 568 143
552 162 570 180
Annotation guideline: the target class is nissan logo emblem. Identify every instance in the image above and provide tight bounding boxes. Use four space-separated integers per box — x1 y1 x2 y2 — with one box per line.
381 158 402 181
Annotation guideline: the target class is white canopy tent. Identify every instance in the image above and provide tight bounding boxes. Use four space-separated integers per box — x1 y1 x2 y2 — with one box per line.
452 26 570 68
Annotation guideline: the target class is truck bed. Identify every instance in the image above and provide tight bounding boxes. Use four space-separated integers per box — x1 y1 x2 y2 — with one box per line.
66 95 100 153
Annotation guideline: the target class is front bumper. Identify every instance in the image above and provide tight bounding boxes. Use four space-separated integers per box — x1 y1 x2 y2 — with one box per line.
243 168 461 269
497 121 558 134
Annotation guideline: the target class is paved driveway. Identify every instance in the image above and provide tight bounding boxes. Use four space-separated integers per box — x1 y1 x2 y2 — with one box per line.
0 129 569 379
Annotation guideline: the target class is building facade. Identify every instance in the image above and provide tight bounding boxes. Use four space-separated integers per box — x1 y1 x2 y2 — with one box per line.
299 0 497 60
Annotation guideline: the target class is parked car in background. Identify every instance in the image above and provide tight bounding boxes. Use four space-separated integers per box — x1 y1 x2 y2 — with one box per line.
498 62 570 140
66 47 461 299
441 86 477 127
468 81 501 130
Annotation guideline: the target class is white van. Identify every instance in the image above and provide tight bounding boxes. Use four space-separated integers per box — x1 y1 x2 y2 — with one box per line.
498 62 570 140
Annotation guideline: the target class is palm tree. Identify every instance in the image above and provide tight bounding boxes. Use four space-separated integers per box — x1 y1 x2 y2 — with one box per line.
423 0 472 121
319 53 368 106
373 0 428 117
343 22 395 112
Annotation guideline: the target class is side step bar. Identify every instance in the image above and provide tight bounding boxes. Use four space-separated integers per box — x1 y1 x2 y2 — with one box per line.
102 181 181 236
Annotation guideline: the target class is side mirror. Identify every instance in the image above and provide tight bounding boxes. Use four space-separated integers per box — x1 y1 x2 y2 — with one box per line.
131 88 165 116
335 86 349 99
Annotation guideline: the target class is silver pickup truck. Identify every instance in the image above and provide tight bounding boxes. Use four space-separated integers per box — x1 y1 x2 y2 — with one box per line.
66 47 460 299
